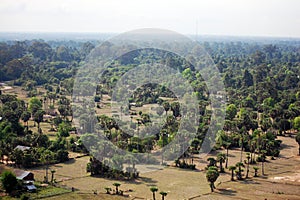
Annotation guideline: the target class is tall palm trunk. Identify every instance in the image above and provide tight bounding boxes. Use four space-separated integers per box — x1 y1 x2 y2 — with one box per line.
225 148 229 168
210 182 214 192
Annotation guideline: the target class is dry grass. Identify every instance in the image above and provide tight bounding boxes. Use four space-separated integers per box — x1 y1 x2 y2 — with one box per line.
28 135 300 200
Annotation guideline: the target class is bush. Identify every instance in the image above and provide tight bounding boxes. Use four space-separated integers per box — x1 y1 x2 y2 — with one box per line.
20 194 30 200
1 171 18 193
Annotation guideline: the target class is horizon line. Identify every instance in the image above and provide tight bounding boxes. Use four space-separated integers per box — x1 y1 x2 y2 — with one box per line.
0 31 300 40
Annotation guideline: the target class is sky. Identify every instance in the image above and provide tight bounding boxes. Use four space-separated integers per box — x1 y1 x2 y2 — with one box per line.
0 0 299 38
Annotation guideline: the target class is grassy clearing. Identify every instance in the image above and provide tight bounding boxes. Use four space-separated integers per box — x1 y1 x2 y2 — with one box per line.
1 185 70 200
29 136 300 200
30 185 70 199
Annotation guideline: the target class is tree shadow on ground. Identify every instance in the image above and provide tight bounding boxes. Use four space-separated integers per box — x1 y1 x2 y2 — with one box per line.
138 176 158 185
126 176 157 186
239 179 261 184
216 188 237 196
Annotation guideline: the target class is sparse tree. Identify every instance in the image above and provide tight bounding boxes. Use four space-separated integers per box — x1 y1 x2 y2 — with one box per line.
159 191 168 200
50 169 56 183
246 153 251 178
228 166 236 181
150 186 158 200
206 166 219 192
253 166 259 177
104 187 112 194
216 153 226 173
113 182 121 194
235 162 245 180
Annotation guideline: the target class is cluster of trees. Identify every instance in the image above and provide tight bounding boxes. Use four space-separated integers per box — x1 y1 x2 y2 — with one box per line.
0 40 96 85
87 155 139 180
0 94 72 169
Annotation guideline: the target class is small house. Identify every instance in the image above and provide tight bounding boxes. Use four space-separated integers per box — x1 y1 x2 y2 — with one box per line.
14 169 34 181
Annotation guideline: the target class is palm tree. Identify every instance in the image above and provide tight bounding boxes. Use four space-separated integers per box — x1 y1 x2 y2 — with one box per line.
113 182 121 194
34 109 45 132
162 101 170 116
228 166 236 181
206 166 219 192
159 191 168 200
207 157 216 168
295 132 300 155
260 150 267 175
50 169 56 184
216 130 232 168
224 142 231 168
150 186 158 200
104 187 111 194
253 166 259 177
246 153 251 178
235 162 245 180
217 153 226 173
21 111 31 130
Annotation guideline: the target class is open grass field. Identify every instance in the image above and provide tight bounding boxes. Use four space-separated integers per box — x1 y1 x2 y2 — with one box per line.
26 135 300 200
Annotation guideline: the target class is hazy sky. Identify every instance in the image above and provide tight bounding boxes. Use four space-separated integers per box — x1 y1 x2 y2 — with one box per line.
0 0 299 37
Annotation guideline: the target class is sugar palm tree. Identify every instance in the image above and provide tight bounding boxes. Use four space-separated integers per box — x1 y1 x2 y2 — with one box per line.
228 166 236 181
224 142 231 168
235 162 245 180
162 101 170 116
246 153 251 178
207 157 217 168
50 169 56 184
253 166 259 177
104 187 111 194
159 191 168 200
217 153 226 173
113 182 121 194
295 132 300 155
150 186 158 200
260 150 267 175
206 166 219 192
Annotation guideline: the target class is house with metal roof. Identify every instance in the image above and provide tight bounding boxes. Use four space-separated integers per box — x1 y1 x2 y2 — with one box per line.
14 145 31 152
13 169 34 181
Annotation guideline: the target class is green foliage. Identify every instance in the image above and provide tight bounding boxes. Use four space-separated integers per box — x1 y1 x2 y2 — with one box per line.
242 69 254 87
226 104 237 120
263 97 275 108
150 186 158 200
206 166 219 192
296 132 300 145
159 191 168 200
216 153 226 172
58 122 71 137
174 159 196 170
294 116 300 131
28 97 42 114
0 171 18 193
